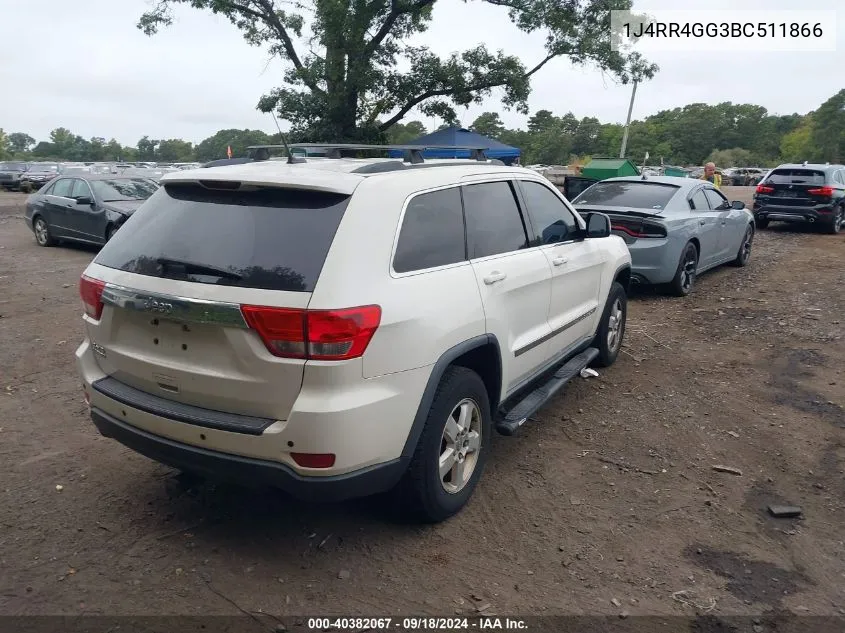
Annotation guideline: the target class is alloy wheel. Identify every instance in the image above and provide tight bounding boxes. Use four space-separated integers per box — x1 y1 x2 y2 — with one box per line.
741 227 753 262
439 398 482 494
34 219 48 246
607 299 624 352
681 248 697 292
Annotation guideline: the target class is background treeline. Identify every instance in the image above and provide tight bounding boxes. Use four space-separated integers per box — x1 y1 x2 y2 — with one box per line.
1 89 841 167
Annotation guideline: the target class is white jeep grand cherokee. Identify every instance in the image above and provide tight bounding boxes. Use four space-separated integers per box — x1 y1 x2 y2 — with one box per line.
76 145 631 522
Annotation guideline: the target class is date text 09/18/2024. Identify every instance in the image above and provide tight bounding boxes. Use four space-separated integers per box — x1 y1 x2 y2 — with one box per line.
307 617 529 631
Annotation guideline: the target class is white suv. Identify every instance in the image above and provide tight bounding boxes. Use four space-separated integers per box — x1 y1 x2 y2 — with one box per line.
75 145 631 522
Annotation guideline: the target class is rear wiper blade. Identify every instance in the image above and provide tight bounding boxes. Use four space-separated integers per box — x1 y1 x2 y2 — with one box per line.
155 257 242 280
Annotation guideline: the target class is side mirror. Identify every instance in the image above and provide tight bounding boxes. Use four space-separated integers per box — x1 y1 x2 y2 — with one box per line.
75 196 94 205
585 212 611 238
731 200 745 210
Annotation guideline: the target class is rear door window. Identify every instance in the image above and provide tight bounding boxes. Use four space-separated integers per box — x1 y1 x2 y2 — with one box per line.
393 187 466 273
462 181 528 259
518 179 579 244
95 184 350 292
51 179 73 198
765 169 826 185
689 189 709 210
572 181 679 210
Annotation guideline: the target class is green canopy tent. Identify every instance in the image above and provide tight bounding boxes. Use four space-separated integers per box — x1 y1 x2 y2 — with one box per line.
580 157 640 180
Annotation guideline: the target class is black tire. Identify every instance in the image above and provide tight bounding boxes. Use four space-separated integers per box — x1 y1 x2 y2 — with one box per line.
755 216 769 230
825 206 843 235
731 224 754 267
396 366 491 523
667 242 699 297
32 216 55 247
591 281 627 368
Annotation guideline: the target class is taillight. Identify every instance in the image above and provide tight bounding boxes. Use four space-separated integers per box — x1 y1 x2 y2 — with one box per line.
756 185 774 194
611 218 667 238
291 452 336 468
79 275 106 320
241 305 381 361
807 186 834 197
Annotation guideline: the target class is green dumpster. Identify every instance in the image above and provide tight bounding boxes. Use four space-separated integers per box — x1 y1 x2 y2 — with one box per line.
580 157 640 180
663 166 688 178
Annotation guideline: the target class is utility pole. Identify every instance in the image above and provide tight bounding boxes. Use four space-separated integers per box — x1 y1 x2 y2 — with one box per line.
619 80 638 159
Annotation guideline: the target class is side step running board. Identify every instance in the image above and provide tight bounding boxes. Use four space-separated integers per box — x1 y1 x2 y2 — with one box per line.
495 347 599 436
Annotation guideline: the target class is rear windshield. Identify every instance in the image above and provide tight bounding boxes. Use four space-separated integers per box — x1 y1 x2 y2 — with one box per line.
92 178 158 201
572 181 679 210
95 184 350 292
765 169 826 185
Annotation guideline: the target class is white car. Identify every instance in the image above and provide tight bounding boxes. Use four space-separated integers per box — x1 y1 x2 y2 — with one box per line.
75 145 632 522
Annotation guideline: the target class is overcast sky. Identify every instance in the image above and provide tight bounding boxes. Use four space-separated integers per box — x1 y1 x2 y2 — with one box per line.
0 0 841 145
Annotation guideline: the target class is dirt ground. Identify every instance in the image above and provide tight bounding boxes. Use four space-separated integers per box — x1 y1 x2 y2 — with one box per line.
1 187 844 624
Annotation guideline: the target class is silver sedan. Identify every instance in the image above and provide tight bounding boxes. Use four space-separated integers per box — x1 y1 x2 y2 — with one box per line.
573 176 755 296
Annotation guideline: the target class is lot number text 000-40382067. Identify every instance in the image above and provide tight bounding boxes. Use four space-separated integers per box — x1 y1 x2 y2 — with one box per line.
610 10 837 52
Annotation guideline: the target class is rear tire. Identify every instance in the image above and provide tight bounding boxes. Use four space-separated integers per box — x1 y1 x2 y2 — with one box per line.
731 224 754 267
591 281 627 368
396 367 491 523
755 217 769 230
33 216 55 247
667 242 698 297
825 206 842 235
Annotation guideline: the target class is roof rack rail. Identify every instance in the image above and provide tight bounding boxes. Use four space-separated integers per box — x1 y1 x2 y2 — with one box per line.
246 143 490 164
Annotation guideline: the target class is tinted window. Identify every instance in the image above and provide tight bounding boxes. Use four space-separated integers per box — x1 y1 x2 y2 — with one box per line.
393 187 465 273
95 184 349 292
689 189 709 210
573 181 678 210
703 188 729 210
70 179 91 199
463 181 528 259
51 179 73 198
520 180 579 244
765 169 826 185
91 178 158 201
835 171 845 185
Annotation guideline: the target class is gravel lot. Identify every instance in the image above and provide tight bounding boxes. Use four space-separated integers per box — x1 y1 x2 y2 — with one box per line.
1 187 844 623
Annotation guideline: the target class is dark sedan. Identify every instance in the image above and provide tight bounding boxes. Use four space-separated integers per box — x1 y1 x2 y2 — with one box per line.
0 161 29 191
20 162 61 192
24 175 159 247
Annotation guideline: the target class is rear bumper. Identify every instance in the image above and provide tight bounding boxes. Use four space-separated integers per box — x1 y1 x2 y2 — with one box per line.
625 237 678 285
754 203 836 224
90 407 407 501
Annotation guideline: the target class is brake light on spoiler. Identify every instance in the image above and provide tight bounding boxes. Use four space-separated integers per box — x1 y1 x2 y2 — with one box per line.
241 305 381 361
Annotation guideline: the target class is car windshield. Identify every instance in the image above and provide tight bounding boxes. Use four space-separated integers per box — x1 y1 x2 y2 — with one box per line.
765 169 826 185
573 181 679 210
0 162 26 171
91 178 159 201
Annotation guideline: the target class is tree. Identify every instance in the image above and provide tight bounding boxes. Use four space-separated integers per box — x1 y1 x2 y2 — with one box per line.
157 138 195 162
194 129 273 161
138 0 657 141
137 136 159 161
8 132 35 154
470 112 505 139
811 89 845 163
385 120 427 144
0 129 9 160
706 147 753 168
780 118 815 163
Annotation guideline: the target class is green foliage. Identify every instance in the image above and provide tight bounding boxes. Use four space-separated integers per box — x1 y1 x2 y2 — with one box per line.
8 132 35 154
0 129 9 160
706 148 753 168
194 128 273 161
138 0 657 140
470 112 505 139
779 117 815 163
811 89 844 163
385 120 428 144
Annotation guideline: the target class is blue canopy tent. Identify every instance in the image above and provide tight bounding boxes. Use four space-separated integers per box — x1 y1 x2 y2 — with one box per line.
388 127 521 165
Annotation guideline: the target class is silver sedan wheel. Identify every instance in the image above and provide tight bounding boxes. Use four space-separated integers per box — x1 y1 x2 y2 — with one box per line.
740 227 753 263
680 248 697 293
607 299 624 352
439 398 482 494
34 219 49 246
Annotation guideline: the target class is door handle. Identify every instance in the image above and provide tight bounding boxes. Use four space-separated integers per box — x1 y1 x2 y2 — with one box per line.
552 257 568 266
483 271 507 285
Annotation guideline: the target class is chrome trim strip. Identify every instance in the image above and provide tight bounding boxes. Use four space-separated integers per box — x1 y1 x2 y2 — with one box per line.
514 307 597 358
101 284 248 328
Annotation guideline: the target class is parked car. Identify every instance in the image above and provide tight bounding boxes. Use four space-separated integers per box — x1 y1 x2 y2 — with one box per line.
753 163 845 234
0 161 30 191
25 175 159 247
20 162 61 192
573 175 755 296
74 146 631 522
